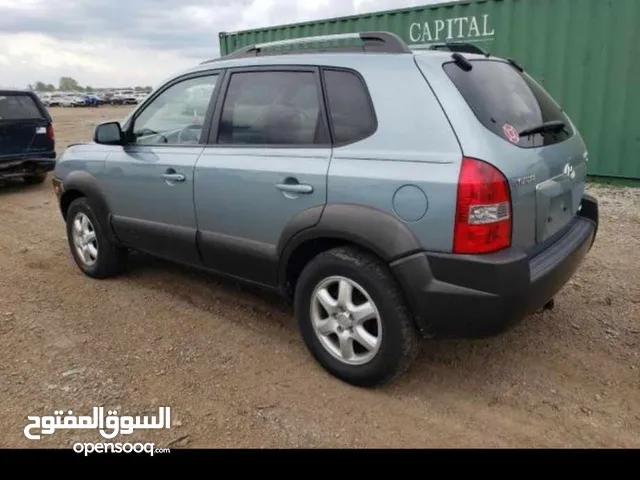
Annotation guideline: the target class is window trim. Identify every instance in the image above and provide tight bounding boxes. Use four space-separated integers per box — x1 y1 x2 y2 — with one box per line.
204 65 332 149
121 69 225 148
319 66 378 148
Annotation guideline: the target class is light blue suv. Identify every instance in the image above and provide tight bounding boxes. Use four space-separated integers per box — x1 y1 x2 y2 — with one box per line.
52 32 599 387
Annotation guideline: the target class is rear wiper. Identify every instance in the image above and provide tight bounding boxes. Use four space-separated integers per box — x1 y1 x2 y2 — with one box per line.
519 120 567 137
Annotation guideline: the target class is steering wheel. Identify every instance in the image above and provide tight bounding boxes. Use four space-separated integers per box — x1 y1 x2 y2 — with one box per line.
177 124 203 143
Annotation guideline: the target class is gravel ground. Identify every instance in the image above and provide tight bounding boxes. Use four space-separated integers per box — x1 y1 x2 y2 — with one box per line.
1 107 638 449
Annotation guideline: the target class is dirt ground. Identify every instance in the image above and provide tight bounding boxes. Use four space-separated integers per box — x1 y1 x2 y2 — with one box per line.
1 106 638 449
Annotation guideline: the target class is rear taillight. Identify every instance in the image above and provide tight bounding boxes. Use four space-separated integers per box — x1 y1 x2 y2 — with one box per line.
47 124 55 142
453 157 512 254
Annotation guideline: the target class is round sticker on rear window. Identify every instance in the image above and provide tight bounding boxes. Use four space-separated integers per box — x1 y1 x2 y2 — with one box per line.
503 124 520 144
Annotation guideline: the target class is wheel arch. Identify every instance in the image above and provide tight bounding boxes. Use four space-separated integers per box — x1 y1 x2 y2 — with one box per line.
277 204 424 296
59 171 118 243
60 189 87 219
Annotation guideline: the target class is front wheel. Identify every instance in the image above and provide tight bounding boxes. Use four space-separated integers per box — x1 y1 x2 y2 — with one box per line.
66 197 127 279
294 246 420 387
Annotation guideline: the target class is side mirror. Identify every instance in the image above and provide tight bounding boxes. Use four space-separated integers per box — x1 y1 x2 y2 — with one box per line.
94 121 124 145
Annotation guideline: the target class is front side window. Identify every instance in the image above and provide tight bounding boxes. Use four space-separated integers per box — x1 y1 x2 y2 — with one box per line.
131 74 219 145
217 71 323 145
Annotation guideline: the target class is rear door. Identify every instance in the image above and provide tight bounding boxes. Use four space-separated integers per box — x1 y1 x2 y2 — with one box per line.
419 56 588 251
194 67 332 287
0 92 54 161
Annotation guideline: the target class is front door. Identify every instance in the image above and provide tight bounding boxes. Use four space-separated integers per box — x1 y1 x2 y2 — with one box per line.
194 68 332 286
102 72 221 265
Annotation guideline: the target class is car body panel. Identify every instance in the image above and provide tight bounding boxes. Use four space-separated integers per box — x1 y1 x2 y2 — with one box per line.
194 147 331 286
320 55 462 253
101 145 203 265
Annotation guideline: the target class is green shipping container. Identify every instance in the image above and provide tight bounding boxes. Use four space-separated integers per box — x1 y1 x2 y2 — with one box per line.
219 0 640 180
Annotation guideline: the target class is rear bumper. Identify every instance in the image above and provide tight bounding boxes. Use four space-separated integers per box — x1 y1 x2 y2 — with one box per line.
0 156 56 179
391 194 599 339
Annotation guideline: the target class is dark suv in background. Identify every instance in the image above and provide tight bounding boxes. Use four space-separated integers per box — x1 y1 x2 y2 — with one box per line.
0 89 56 185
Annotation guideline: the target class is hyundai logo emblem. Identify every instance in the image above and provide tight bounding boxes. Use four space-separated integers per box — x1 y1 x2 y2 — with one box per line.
563 163 575 179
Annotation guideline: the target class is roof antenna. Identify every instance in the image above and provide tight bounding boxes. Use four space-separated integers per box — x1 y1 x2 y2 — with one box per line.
508 58 524 71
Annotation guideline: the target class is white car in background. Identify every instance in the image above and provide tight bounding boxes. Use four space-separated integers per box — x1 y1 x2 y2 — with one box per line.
133 93 148 104
112 90 137 105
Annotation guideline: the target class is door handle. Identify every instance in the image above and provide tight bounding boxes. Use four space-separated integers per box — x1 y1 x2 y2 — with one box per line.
162 173 185 182
275 182 313 194
162 169 186 183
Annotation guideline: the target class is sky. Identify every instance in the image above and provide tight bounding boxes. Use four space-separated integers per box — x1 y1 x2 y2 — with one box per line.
0 0 449 89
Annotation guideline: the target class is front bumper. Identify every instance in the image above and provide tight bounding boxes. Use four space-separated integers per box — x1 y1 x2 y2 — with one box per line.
391 194 599 339
52 176 64 201
0 156 56 179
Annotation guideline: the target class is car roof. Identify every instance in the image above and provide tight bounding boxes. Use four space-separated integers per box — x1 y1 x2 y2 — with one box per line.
176 49 494 78
155 31 505 87
172 41 501 77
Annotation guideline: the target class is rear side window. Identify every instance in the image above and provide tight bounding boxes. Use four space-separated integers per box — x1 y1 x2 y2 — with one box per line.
0 94 44 121
217 71 325 145
443 60 573 148
322 69 376 145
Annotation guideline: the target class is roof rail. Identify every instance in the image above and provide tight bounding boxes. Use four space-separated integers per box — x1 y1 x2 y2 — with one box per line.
420 42 490 57
203 31 412 63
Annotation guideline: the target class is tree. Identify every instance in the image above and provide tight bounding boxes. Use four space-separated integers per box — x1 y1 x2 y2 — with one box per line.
30 82 56 92
85 85 94 92
59 76 81 91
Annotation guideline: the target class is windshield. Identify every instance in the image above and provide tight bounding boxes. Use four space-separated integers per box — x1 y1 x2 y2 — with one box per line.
443 59 573 148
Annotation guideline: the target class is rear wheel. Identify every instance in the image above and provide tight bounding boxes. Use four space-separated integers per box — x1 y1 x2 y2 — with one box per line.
23 173 47 184
294 246 420 387
66 197 127 278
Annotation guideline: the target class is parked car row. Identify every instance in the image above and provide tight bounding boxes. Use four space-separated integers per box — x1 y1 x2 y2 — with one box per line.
37 91 148 108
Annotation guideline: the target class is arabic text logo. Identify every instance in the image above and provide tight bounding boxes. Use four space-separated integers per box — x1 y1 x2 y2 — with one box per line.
24 406 171 440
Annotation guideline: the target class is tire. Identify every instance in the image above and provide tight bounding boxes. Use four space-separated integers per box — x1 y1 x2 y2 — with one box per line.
65 197 127 279
294 246 420 387
23 173 47 184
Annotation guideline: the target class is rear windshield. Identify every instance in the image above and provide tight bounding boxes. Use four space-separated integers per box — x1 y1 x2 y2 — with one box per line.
0 94 44 121
443 60 573 148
